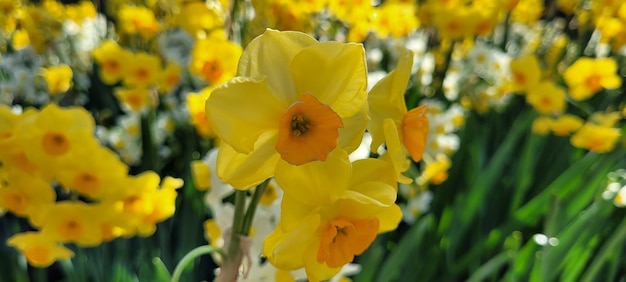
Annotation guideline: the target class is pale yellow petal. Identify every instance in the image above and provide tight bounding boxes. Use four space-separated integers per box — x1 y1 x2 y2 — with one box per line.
215 132 281 190
237 29 318 102
290 42 368 118
337 104 369 154
274 149 351 206
206 77 288 153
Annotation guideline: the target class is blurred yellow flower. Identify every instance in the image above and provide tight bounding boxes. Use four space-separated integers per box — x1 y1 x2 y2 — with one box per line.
0 171 55 218
416 154 451 186
11 29 30 50
531 116 553 135
187 86 215 138
16 104 97 179
117 5 159 39
570 123 621 153
123 52 161 87
206 29 368 189
509 55 541 92
526 81 566 114
174 1 225 39
189 38 242 85
38 202 103 247
93 40 132 85
158 62 182 93
563 57 622 101
55 143 129 199
7 232 74 267
551 114 584 136
191 160 211 191
40 64 73 96
114 87 153 113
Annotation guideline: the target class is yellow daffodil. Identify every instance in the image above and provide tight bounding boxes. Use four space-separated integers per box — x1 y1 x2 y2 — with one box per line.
189 37 242 85
174 1 225 39
117 5 159 39
570 123 621 153
93 40 132 85
0 171 55 218
158 62 182 93
114 87 153 113
525 81 566 114
187 86 216 138
191 160 211 191
7 232 74 267
509 54 541 92
38 202 103 247
263 150 402 281
55 143 129 199
368 49 429 183
123 52 161 87
16 104 98 180
551 114 584 136
40 64 73 96
563 57 622 101
532 116 553 135
206 29 368 189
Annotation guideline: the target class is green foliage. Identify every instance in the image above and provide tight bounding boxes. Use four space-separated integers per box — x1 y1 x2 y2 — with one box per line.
355 98 626 282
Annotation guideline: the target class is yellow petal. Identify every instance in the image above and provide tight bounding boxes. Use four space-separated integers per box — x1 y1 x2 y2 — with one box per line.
350 157 397 189
263 213 320 270
367 50 413 151
274 149 351 206
382 118 412 184
290 42 368 118
337 103 369 154
215 132 281 190
600 75 622 89
206 77 288 153
237 29 318 102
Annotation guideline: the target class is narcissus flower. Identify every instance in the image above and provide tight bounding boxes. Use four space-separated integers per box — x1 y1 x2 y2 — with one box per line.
551 114 583 136
570 123 621 153
525 81 566 114
93 40 132 85
368 49 429 183
563 57 622 101
7 232 74 267
206 29 368 189
263 150 401 281
189 37 242 85
509 54 541 92
40 64 73 96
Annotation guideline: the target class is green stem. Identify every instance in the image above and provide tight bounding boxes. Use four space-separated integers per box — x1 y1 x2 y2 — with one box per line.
171 246 226 282
580 214 626 282
241 179 271 234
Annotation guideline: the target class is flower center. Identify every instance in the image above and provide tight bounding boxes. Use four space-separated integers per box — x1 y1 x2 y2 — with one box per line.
276 94 343 166
201 60 224 84
402 105 429 162
73 172 99 196
59 219 83 241
316 218 379 268
42 132 71 156
585 74 602 92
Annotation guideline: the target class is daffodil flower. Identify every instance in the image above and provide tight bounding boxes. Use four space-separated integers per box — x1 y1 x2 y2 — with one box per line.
367 48 429 183
206 29 368 189
263 149 402 281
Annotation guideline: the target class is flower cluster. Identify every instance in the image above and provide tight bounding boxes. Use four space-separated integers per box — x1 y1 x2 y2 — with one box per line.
203 29 427 281
0 104 182 267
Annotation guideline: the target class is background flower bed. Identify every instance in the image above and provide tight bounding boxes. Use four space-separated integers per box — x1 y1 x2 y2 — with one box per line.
1 0 626 281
